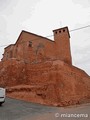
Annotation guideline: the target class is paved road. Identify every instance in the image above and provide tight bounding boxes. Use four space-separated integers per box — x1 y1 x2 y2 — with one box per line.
0 97 90 120
31 104 90 120
0 97 56 120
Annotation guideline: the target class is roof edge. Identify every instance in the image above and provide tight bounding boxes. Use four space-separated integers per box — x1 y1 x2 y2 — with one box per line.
53 26 70 38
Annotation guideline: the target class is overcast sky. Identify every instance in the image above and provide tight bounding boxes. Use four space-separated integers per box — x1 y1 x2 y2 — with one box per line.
0 0 90 75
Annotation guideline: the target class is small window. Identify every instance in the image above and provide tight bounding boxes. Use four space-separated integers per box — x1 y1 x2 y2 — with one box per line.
63 29 65 32
59 30 61 33
55 31 57 34
29 41 32 47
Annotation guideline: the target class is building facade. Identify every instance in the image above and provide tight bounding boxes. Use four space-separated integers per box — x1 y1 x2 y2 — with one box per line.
2 27 72 64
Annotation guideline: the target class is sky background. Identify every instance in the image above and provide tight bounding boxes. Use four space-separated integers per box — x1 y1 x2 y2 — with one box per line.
0 0 90 75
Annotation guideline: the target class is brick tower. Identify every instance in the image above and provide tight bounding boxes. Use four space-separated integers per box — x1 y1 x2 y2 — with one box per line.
53 27 72 64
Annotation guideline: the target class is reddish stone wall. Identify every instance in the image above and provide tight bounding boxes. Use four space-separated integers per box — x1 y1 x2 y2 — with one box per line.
0 59 90 106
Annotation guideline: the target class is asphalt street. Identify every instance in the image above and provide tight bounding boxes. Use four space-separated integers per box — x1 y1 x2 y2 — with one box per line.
0 97 56 120
0 97 90 120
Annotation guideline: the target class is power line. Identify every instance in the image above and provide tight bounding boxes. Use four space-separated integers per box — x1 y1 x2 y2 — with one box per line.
0 24 90 48
70 25 90 32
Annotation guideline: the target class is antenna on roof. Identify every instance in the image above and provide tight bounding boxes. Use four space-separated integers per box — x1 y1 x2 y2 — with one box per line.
59 21 62 28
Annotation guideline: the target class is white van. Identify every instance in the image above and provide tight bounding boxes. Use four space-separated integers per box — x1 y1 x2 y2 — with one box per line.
0 88 5 106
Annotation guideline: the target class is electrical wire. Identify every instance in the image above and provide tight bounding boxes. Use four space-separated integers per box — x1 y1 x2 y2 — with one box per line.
70 25 90 32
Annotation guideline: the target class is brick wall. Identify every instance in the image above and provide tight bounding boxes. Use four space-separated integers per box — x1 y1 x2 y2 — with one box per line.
2 27 72 65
